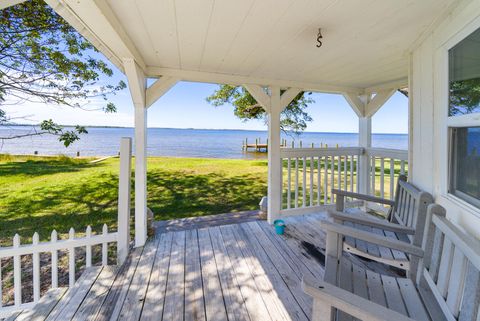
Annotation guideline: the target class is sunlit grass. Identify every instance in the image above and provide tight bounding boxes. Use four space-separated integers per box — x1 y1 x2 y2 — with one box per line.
0 155 268 245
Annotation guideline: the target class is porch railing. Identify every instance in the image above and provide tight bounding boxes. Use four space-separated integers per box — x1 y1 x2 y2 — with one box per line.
279 146 408 216
0 226 118 317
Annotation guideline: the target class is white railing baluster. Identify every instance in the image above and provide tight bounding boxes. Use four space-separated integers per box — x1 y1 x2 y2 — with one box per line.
356 154 360 193
380 158 385 199
371 156 376 196
310 156 314 206
343 156 347 191
390 159 395 200
302 157 307 207
32 232 40 303
86 226 92 268
401 160 406 175
330 156 334 203
68 228 75 287
13 234 21 307
102 224 108 266
323 156 328 204
337 156 341 191
295 157 299 208
51 230 58 288
287 158 291 209
317 156 321 205
350 155 354 192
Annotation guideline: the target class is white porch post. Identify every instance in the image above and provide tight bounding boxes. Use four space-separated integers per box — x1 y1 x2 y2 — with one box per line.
268 86 282 223
243 85 301 223
134 106 148 247
358 116 372 194
344 89 395 195
123 58 148 247
117 137 132 264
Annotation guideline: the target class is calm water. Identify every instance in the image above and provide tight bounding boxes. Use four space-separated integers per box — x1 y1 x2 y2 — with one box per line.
0 126 408 159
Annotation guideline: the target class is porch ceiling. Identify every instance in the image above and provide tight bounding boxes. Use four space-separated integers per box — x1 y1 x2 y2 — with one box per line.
49 0 458 92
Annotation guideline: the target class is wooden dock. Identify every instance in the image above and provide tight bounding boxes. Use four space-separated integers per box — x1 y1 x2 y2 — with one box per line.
242 138 287 152
242 138 338 153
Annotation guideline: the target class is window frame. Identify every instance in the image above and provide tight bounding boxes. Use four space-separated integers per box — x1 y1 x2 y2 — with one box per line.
443 22 480 210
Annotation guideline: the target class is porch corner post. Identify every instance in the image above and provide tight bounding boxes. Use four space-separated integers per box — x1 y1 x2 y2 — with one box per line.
123 58 148 248
358 116 372 195
117 137 132 264
134 105 148 247
268 86 282 224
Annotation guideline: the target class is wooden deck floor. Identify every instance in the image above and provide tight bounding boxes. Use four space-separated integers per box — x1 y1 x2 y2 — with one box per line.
9 214 333 321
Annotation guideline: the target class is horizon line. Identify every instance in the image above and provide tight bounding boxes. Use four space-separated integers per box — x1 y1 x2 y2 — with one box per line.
2 123 408 135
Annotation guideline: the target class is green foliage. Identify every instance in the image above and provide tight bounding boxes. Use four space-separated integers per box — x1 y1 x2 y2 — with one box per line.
449 78 480 116
0 0 125 144
206 85 314 134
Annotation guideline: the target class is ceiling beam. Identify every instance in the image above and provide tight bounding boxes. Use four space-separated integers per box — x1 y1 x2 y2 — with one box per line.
147 66 364 95
46 0 146 73
0 0 27 10
146 76 179 108
364 78 408 93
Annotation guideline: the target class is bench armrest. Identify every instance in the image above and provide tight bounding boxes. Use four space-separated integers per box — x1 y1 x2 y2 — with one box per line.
328 210 416 235
302 277 415 321
332 189 395 206
320 220 424 257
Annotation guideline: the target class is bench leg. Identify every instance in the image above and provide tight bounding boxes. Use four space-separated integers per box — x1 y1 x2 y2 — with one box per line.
312 298 333 321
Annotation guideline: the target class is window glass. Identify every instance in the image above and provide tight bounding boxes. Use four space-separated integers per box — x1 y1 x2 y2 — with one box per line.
449 27 480 116
450 127 480 207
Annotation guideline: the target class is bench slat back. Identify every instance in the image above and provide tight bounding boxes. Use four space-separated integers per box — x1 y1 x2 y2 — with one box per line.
391 176 433 246
420 205 480 321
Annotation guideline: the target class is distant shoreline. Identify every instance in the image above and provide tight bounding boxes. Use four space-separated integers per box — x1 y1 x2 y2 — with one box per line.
2 124 408 136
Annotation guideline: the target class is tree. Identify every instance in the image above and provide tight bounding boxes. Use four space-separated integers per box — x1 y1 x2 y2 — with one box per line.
206 85 314 134
0 0 126 146
449 79 480 116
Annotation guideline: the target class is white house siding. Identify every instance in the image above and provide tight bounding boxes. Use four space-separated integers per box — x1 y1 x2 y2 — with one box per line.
411 0 480 237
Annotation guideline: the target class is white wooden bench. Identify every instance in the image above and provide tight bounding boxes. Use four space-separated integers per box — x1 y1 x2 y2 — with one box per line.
331 175 433 273
303 204 480 321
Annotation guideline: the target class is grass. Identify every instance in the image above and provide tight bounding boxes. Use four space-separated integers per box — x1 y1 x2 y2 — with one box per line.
0 154 407 246
0 155 268 245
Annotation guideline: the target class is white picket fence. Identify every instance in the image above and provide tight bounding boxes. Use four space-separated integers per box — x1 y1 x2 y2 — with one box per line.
0 138 132 318
279 147 408 216
0 225 118 317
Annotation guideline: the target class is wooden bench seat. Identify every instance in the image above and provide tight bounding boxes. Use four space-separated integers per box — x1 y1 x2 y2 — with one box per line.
322 256 430 321
331 175 433 273
303 204 480 321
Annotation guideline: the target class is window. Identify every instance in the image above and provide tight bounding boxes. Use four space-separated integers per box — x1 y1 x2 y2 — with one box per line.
449 27 480 116
448 27 480 208
450 127 480 207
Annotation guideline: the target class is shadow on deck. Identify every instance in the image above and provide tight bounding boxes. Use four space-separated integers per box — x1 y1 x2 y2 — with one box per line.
10 213 330 321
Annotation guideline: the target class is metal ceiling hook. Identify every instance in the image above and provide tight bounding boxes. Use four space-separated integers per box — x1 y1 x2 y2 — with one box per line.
316 28 323 48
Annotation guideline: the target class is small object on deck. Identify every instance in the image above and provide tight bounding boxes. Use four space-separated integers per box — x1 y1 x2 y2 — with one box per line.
259 196 268 220
273 219 285 235
147 207 154 236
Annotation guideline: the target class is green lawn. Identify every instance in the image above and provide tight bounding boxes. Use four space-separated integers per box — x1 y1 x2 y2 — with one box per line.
0 155 268 245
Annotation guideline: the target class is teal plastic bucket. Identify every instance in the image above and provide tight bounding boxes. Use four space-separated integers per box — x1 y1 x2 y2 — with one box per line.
273 219 285 235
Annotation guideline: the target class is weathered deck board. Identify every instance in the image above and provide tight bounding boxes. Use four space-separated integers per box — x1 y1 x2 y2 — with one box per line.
17 214 333 321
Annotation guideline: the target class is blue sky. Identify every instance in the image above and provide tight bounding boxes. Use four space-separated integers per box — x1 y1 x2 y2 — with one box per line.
3 57 408 134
